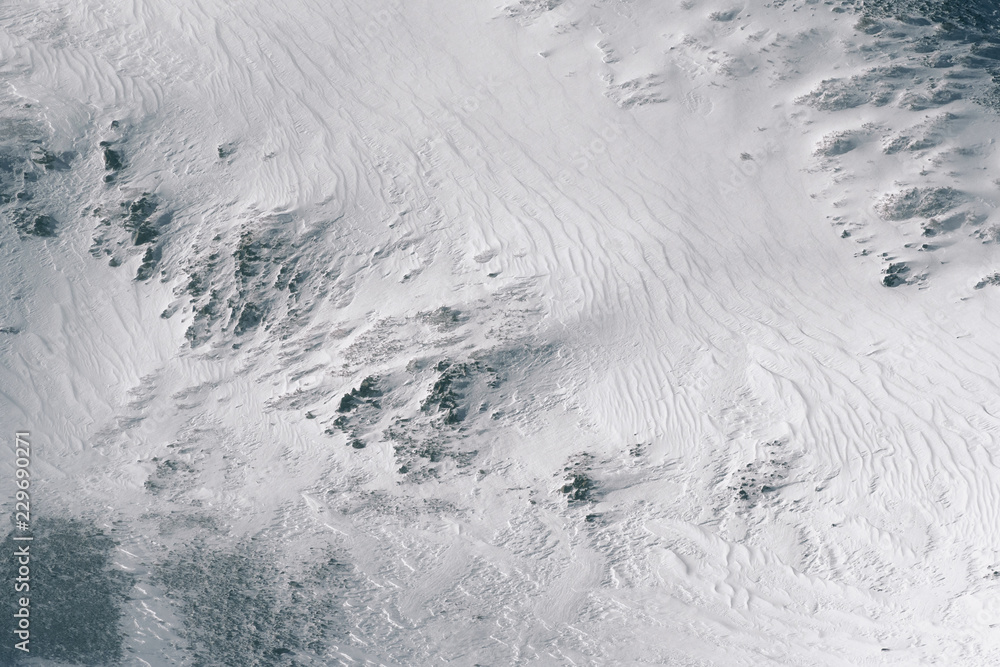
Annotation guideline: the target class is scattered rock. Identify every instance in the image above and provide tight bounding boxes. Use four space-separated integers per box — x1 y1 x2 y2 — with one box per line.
875 187 963 221
709 8 740 22
233 302 264 336
10 210 57 237
338 376 382 413
798 66 913 110
561 473 594 502
135 245 161 281
560 453 597 503
815 131 858 157
882 262 910 287
122 195 160 245
29 147 55 166
419 359 499 425
729 441 791 507
974 273 1000 289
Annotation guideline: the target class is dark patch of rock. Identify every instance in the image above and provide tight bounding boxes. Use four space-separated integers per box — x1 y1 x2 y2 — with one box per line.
883 262 910 287
0 518 132 666
233 302 264 336
10 210 57 237
103 146 123 171
875 187 963 221
135 245 161 281
122 195 159 245
561 473 594 502
974 273 1000 289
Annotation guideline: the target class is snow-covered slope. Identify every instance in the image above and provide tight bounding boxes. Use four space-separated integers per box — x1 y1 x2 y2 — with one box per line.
3 0 1000 664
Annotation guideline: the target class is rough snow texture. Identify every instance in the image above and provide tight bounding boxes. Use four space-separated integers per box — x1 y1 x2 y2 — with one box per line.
3 0 1000 664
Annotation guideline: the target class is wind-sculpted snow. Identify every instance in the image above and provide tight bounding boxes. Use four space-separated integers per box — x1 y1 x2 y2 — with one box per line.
2 0 1000 664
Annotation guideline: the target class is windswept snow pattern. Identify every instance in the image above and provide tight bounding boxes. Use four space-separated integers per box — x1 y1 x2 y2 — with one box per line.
3 0 1000 664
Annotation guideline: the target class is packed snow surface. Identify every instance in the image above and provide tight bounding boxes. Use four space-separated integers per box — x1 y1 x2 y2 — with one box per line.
3 0 1000 664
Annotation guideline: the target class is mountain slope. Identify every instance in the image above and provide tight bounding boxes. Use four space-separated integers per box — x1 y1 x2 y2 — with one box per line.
2 0 1000 664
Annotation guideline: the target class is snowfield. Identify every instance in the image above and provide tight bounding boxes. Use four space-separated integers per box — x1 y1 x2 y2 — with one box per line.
3 0 1000 664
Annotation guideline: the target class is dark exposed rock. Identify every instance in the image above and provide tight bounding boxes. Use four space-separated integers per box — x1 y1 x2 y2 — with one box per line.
863 0 1000 41
883 265 908 287
103 146 123 171
185 290 224 346
875 187 963 221
354 375 381 399
177 217 306 346
144 458 196 495
122 195 160 245
186 272 206 297
338 376 382 413
328 375 386 452
559 453 598 504
422 361 473 424
135 245 161 281
729 441 791 507
879 258 911 289
974 273 1000 289
29 147 56 166
10 210 57 237
561 473 594 502
709 8 740 22
29 213 57 237
274 263 296 290
0 518 133 666
233 302 264 336
235 231 268 278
